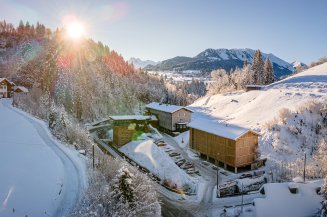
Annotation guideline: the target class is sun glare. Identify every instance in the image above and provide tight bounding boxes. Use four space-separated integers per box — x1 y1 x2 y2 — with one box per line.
66 21 85 39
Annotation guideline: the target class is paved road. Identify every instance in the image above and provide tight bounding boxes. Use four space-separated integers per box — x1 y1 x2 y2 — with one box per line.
0 100 86 217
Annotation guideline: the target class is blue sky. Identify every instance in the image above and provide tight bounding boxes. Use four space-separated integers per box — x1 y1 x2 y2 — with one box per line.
0 0 326 63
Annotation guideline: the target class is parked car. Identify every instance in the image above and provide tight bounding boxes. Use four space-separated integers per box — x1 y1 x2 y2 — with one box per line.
181 163 193 169
154 139 164 144
176 159 186 166
157 142 167 147
186 168 199 174
169 152 180 157
164 149 173 153
239 173 253 179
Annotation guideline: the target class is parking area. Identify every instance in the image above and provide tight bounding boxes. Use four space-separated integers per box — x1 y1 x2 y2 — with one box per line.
154 139 201 176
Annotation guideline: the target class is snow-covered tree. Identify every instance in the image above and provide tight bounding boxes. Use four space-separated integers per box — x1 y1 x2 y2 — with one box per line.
321 177 327 217
251 50 264 85
111 166 136 209
264 57 275 84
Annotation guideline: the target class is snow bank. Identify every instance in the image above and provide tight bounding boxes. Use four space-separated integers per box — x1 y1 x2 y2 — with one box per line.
119 139 196 189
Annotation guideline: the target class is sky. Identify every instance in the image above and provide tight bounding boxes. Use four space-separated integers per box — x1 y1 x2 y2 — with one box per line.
0 0 326 64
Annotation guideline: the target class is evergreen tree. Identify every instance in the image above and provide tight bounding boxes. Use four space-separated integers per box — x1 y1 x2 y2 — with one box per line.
321 177 327 217
251 50 264 85
111 166 136 208
264 57 275 84
17 20 25 36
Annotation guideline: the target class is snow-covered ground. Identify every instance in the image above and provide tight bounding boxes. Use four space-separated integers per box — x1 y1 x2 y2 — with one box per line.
119 138 199 193
0 99 87 217
191 62 327 129
254 180 322 217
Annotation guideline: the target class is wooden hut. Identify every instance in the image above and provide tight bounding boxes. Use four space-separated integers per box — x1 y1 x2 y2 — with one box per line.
188 119 260 173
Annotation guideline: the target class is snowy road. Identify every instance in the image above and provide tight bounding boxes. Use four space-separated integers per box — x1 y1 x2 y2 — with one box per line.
0 99 86 217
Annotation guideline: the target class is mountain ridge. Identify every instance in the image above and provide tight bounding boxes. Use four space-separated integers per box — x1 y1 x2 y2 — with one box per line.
145 48 295 79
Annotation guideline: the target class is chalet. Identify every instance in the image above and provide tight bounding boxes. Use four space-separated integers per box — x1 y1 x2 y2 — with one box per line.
14 86 29 93
145 102 193 135
0 78 14 98
110 115 158 147
188 119 260 173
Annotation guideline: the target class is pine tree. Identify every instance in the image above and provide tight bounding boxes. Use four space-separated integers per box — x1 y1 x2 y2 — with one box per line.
111 166 136 208
251 50 264 85
321 177 327 217
264 57 275 84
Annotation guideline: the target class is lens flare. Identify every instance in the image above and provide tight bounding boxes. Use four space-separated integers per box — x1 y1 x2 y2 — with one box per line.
66 21 85 39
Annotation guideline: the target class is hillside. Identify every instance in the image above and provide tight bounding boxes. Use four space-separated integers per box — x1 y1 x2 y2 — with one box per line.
190 62 327 129
190 63 327 175
146 48 295 79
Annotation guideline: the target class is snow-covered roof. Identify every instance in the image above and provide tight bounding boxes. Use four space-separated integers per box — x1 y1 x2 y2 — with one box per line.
188 118 259 140
145 102 193 113
109 115 157 121
14 86 29 93
254 181 322 217
0 78 11 84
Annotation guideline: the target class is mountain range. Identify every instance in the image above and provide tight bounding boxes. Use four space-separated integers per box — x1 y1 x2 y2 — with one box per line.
137 48 297 79
128 57 159 69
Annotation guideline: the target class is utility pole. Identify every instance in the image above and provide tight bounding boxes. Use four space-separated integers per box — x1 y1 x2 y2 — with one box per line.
241 183 244 213
216 165 219 198
303 152 306 183
92 144 95 169
216 153 220 198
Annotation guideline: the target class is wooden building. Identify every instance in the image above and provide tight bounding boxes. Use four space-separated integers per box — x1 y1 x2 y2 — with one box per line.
14 86 29 93
189 119 260 173
145 102 192 135
0 78 14 98
110 115 158 147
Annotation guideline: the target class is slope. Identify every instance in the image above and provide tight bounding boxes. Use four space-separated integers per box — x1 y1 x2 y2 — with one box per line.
190 62 327 130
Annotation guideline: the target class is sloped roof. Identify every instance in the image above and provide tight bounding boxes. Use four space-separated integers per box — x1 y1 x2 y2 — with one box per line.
188 118 259 140
109 115 157 121
0 78 11 84
145 102 193 113
14 86 29 93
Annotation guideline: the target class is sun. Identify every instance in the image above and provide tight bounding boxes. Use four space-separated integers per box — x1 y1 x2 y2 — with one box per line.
66 21 85 39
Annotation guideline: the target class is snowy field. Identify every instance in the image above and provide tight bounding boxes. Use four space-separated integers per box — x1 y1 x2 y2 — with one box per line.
191 62 327 129
0 99 86 217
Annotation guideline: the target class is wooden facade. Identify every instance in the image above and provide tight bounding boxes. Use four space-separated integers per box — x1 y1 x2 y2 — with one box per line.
111 116 158 147
189 127 259 173
0 78 14 98
145 102 192 134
